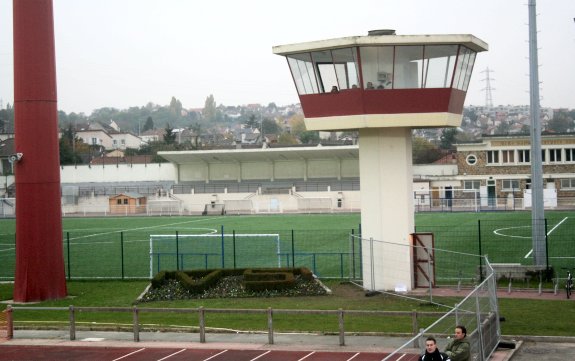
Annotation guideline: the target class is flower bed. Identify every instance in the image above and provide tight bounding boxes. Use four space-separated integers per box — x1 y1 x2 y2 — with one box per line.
139 274 328 302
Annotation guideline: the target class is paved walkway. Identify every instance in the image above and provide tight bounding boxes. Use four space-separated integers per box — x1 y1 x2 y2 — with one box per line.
0 329 537 360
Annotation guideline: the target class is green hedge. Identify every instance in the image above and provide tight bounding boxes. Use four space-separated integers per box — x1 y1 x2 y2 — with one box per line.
151 267 313 294
243 269 296 291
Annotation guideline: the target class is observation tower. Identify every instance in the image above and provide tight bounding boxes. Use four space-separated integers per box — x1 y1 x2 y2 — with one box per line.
273 30 487 291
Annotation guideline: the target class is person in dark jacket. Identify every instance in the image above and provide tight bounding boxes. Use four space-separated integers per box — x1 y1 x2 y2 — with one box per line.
418 336 451 361
444 325 471 361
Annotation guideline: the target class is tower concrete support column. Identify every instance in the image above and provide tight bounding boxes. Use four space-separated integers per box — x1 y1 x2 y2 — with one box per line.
359 127 414 291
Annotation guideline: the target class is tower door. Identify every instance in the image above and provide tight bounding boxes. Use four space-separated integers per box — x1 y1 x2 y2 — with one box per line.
412 233 435 288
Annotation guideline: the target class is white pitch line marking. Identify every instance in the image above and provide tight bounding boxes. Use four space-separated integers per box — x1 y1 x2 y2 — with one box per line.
204 350 228 360
297 351 316 360
157 348 186 360
524 217 568 259
111 348 145 361
250 350 272 360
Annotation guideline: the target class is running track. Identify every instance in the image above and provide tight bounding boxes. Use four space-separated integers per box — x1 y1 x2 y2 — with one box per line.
0 345 419 361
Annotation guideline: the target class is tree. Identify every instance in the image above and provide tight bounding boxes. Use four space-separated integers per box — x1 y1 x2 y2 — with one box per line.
0 103 15 132
288 114 306 136
169 96 183 117
164 123 177 144
299 130 320 144
244 114 260 130
463 108 478 123
59 124 82 165
262 118 280 135
267 102 277 112
494 121 511 135
521 124 530 134
142 116 154 132
439 128 458 150
547 111 574 133
412 136 442 164
203 94 217 122
278 132 298 144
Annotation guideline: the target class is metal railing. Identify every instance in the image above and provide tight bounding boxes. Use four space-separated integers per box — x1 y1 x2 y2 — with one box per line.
3 305 445 346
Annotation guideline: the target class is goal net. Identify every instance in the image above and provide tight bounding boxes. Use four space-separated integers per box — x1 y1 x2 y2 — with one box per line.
223 199 254 214
149 233 281 277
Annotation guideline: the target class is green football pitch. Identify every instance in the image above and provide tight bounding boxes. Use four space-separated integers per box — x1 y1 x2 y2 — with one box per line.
1 211 574 281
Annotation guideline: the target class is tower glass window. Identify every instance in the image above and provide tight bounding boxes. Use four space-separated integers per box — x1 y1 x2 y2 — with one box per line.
331 48 359 90
393 46 424 89
285 44 477 95
453 46 477 91
423 45 458 88
360 46 394 89
312 50 337 93
287 53 318 95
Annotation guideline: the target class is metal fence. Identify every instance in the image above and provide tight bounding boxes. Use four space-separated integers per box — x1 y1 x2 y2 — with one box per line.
2 217 574 285
357 237 500 361
416 218 575 285
0 228 361 281
384 267 500 361
414 194 575 212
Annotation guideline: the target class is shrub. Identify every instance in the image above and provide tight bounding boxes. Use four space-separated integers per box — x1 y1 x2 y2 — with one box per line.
150 267 314 295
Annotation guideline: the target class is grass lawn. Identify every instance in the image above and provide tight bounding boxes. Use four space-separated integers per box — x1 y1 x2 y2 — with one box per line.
1 280 574 337
1 212 574 337
2 211 575 280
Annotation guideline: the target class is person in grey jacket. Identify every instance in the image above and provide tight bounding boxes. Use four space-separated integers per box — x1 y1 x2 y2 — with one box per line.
444 325 470 361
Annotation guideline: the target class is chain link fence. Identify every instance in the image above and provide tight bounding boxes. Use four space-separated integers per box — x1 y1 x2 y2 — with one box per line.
356 236 499 361
0 228 361 280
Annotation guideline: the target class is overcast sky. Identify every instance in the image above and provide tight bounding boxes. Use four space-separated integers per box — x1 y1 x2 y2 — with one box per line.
0 0 574 114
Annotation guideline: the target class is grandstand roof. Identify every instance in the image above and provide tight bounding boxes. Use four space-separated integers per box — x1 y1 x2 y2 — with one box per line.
158 145 359 164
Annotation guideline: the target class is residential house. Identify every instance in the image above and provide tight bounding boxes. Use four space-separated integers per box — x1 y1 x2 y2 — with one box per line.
76 129 114 149
110 132 143 150
140 129 165 144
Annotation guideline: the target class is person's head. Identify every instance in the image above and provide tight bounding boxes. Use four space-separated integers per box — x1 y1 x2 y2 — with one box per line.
454 325 467 340
425 336 438 353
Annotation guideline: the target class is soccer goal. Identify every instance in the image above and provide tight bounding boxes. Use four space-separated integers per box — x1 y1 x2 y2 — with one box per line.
223 199 254 214
149 233 282 277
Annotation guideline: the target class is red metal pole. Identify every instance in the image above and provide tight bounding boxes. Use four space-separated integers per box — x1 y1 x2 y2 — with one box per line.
13 0 67 302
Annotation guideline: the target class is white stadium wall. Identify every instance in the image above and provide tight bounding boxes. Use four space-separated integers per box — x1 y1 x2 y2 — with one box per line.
241 162 273 180
179 163 208 182
273 160 305 180
60 163 177 183
176 158 357 182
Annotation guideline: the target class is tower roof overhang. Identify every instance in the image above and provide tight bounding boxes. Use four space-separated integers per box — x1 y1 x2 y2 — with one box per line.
273 34 488 55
